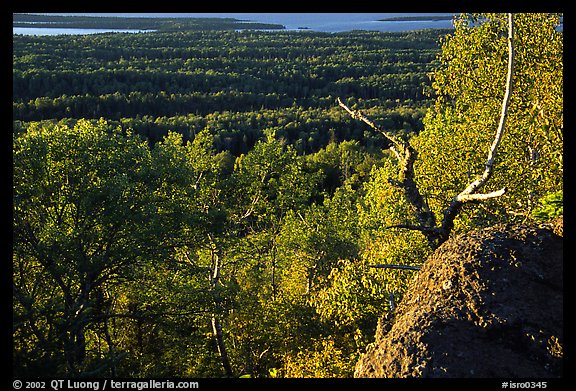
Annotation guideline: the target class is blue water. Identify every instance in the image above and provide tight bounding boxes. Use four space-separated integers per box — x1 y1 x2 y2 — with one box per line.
13 13 456 35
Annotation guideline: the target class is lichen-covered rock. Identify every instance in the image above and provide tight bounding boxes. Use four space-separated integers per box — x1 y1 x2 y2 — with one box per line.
355 221 563 378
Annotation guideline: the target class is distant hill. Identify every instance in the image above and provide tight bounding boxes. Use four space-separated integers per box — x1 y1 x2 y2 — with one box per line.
12 13 286 31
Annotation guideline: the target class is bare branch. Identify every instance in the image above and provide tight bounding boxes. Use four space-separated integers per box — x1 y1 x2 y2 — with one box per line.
239 193 260 220
192 171 203 190
337 97 437 246
337 97 402 161
388 291 396 312
456 187 507 202
336 97 385 136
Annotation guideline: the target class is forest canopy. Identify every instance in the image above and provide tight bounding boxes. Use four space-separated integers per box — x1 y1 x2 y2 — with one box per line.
13 28 443 154
13 13 562 378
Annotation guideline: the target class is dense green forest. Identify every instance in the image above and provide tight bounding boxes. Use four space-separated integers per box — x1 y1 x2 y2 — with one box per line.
13 13 563 378
13 28 441 154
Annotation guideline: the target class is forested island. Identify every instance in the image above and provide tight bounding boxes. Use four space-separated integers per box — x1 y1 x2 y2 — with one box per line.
13 14 563 379
13 13 286 31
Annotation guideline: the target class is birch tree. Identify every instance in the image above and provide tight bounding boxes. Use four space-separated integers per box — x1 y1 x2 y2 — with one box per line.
340 13 563 252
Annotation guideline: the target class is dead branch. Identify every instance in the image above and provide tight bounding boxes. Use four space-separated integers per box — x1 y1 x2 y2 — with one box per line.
337 97 437 247
337 97 403 161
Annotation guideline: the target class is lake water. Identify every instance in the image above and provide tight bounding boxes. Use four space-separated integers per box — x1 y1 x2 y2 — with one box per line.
13 13 456 35
228 13 455 32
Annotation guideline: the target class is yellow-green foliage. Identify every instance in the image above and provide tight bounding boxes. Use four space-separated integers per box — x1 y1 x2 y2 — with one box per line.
13 14 563 379
282 337 356 378
413 13 563 227
358 158 431 268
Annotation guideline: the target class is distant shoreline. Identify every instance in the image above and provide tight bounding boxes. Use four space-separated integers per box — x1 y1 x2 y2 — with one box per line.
12 13 286 32
13 13 460 35
379 15 455 22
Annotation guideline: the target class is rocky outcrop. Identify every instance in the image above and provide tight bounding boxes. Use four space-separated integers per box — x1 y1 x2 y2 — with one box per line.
355 219 563 378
